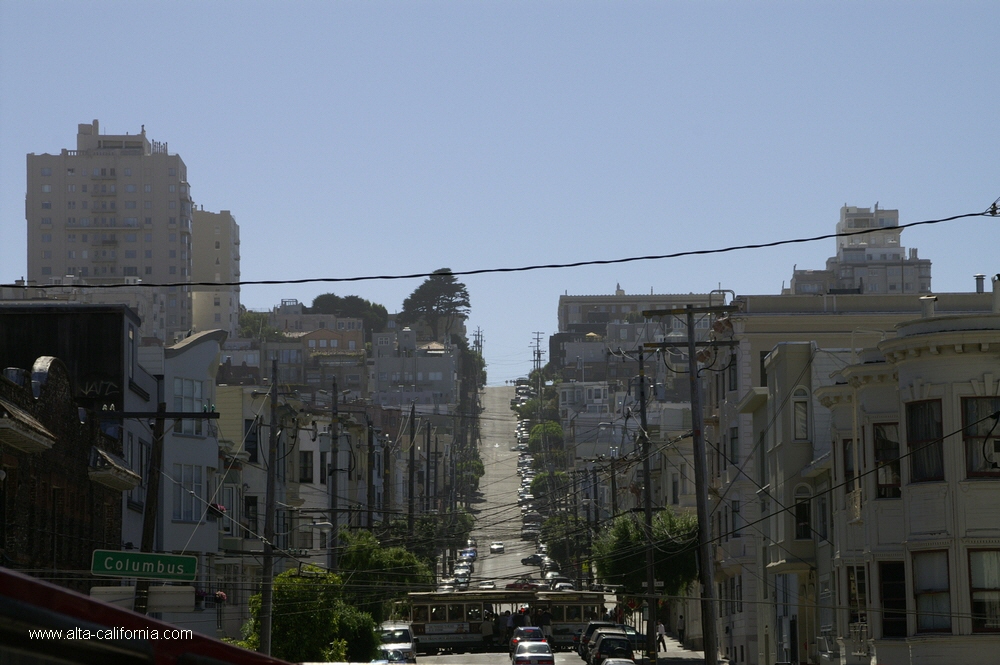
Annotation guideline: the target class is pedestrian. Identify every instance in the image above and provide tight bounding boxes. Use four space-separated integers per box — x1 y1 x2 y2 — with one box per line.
540 607 553 640
656 620 666 652
676 614 685 646
481 614 494 650
505 610 514 642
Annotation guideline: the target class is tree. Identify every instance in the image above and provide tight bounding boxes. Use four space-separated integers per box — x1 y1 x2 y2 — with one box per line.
338 531 434 624
238 306 282 342
528 421 564 451
540 513 586 571
398 269 470 342
309 293 389 341
235 565 379 663
592 508 699 597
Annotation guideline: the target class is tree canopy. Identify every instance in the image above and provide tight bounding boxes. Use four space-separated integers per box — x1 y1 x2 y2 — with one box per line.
398 269 470 342
592 508 699 597
238 306 283 342
338 530 434 623
234 565 378 662
309 293 389 340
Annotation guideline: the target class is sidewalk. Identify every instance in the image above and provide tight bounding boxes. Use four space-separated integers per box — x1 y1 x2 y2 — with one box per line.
637 635 706 665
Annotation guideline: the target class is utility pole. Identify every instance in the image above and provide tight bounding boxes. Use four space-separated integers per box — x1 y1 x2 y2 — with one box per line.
425 421 432 513
259 359 279 655
367 415 375 530
638 349 657 657
133 402 166 615
408 402 416 536
684 304 718 665
331 378 340 572
642 304 737 665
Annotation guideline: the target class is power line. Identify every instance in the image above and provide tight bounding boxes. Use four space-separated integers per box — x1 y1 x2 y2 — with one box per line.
6 206 995 291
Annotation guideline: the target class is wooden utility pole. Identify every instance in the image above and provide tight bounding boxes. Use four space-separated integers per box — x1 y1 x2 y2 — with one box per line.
331 378 340 572
259 359 279 655
638 349 657 657
133 402 166 615
642 303 737 665
367 416 375 529
408 403 416 536
424 421 432 512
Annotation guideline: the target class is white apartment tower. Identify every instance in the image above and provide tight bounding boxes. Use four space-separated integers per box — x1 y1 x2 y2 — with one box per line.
25 120 194 340
787 204 933 296
191 208 241 339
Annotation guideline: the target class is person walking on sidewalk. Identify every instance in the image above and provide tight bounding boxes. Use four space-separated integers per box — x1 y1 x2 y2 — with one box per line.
676 614 685 646
656 620 666 652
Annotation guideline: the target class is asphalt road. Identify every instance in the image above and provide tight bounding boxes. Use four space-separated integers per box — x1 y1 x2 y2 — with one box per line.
463 386 540 589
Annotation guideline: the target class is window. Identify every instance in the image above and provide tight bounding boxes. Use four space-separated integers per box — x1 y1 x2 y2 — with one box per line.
41 233 52 242
244 418 259 463
847 565 868 625
169 184 176 193
880 561 907 637
172 463 203 521
40 167 51 176
793 388 809 440
816 494 828 540
124 168 132 176
169 167 177 176
913 550 950 631
125 200 136 209
144 200 152 209
732 499 742 537
41 184 52 193
299 451 314 483
794 486 811 539
875 423 901 497
970 550 1000 631
172 378 205 435
729 426 739 464
41 201 51 209
964 397 1000 477
907 400 943 482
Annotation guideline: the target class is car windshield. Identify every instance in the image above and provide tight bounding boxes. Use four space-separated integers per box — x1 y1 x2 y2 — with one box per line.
380 629 411 642
519 643 552 654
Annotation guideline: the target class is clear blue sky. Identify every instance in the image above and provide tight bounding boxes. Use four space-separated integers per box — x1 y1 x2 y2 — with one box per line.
2 2 997 385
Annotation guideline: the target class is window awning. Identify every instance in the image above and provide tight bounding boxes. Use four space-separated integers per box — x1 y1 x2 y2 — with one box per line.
89 446 141 491
0 396 56 454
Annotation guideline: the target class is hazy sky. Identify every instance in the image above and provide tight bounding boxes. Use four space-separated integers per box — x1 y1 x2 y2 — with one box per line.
2 2 997 385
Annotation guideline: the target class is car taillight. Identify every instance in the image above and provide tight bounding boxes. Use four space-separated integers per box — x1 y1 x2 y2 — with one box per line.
538 660 554 665
514 657 530 664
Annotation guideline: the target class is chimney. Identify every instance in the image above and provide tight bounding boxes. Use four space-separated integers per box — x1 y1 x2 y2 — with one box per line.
920 295 937 318
993 274 1000 314
976 274 986 294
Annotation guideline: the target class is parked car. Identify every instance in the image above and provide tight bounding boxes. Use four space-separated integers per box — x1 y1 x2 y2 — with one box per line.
505 577 546 590
490 541 505 554
378 621 417 664
577 621 618 658
615 624 643 652
509 626 546 658
521 553 543 566
511 640 555 665
553 582 575 591
585 628 626 664
589 633 633 665
477 580 497 590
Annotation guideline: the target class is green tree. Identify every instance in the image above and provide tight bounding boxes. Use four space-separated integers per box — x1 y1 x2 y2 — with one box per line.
398 269 470 342
381 511 474 563
238 306 283 342
338 531 434 623
540 513 586 571
592 508 699 597
528 421 564 451
309 293 389 341
530 470 570 514
236 565 379 663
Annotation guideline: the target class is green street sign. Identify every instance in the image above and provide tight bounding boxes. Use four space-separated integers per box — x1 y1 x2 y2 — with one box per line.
91 550 198 581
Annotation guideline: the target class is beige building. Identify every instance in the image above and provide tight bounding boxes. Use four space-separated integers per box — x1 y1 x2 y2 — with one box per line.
787 205 932 296
191 208 241 339
557 284 715 332
25 120 194 340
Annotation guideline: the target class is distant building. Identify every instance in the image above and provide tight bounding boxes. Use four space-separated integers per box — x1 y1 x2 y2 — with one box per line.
191 209 240 339
786 204 932 295
25 120 195 340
